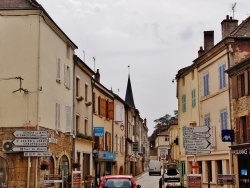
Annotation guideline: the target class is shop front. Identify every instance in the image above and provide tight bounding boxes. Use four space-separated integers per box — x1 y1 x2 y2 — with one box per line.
233 148 250 188
95 150 116 186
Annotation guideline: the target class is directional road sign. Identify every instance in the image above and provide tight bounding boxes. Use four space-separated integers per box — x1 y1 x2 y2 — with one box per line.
185 150 211 155
13 130 48 138
24 152 52 157
13 139 48 146
12 147 47 152
184 133 211 139
184 139 210 149
184 126 210 133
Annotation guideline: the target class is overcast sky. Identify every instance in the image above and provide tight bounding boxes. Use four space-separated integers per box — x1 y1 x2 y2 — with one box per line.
38 0 250 136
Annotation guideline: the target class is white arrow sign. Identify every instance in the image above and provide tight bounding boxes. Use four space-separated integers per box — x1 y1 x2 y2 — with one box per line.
185 150 211 155
184 133 211 139
12 147 47 152
24 152 52 157
13 139 48 146
13 130 48 138
185 139 210 149
184 126 210 133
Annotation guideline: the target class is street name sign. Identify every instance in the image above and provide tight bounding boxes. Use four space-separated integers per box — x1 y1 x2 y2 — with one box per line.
13 130 48 138
13 139 48 146
24 152 52 157
183 126 210 133
185 139 210 149
185 150 211 155
12 147 47 152
184 133 210 139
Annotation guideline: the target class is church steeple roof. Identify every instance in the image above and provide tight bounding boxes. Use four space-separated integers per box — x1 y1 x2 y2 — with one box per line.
125 75 135 108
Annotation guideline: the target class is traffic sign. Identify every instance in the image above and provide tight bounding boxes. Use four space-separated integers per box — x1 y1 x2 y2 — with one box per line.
24 152 52 157
12 147 47 152
13 130 48 138
13 139 48 146
185 150 211 155
184 139 210 149
184 133 211 139
184 126 210 133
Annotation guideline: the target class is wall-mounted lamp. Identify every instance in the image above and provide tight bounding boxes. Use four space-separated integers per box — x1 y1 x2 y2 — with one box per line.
120 123 124 131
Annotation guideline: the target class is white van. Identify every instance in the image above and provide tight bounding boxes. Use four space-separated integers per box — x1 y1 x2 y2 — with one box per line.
148 160 162 176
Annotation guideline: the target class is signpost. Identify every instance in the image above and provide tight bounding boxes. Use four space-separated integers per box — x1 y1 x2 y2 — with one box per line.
12 130 48 138
185 150 211 155
183 126 211 155
184 139 210 149
12 147 47 152
13 138 48 146
24 152 52 157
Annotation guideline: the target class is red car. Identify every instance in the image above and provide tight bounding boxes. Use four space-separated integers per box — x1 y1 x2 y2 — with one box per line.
99 175 141 188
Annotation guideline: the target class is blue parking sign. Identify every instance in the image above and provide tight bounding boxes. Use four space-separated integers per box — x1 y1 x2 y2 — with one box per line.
94 127 104 137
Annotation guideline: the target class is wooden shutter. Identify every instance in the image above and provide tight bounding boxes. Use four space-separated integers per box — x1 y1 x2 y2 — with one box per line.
100 98 106 116
98 96 101 115
244 71 249 96
235 118 240 144
108 102 114 120
93 93 96 113
232 76 238 99
247 114 250 142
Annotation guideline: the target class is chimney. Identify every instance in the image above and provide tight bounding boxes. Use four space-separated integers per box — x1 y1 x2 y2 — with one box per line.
221 15 238 39
95 69 100 82
198 46 205 57
204 31 214 52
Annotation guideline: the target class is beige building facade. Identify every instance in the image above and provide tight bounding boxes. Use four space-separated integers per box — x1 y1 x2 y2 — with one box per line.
0 1 77 187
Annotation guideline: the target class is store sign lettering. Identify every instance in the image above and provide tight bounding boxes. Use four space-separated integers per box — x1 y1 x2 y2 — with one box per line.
234 149 250 155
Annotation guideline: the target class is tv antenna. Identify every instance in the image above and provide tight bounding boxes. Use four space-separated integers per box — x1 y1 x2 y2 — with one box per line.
231 2 237 19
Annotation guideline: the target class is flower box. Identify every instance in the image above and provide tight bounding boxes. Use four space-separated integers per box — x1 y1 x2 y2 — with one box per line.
40 161 50 170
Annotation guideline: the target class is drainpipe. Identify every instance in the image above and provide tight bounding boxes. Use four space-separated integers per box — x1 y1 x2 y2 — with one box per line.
226 43 234 175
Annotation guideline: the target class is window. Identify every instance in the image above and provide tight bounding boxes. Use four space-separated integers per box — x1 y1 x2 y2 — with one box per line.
220 109 227 130
203 73 209 97
232 70 249 99
76 77 80 97
236 116 248 143
82 153 90 180
182 95 186 112
56 58 61 82
84 118 88 135
219 63 226 89
207 161 212 182
205 115 210 127
191 89 196 108
65 106 71 132
64 64 71 89
76 114 80 134
85 83 88 102
217 160 222 174
165 136 169 141
55 103 60 130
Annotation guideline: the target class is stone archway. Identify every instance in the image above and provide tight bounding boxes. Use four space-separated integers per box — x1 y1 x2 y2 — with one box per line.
0 156 8 186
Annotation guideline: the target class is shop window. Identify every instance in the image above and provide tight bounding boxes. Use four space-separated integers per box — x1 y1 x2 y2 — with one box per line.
0 157 8 187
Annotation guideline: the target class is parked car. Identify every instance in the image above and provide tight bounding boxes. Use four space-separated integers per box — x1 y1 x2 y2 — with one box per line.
99 175 141 188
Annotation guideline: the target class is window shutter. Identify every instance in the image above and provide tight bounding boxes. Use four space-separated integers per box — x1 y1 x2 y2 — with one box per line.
232 76 238 99
235 118 240 144
65 106 71 132
108 102 114 120
98 96 101 115
93 93 96 113
56 58 61 80
100 99 106 117
247 114 250 142
115 104 122 122
118 136 120 152
244 71 249 96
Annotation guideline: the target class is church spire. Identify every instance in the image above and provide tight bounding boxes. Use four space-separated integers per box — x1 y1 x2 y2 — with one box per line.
125 66 135 108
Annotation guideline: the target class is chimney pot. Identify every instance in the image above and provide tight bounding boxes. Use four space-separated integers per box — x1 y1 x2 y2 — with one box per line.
95 69 100 82
221 15 238 39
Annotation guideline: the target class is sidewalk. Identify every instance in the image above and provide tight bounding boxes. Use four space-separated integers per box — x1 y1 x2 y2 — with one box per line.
135 170 148 180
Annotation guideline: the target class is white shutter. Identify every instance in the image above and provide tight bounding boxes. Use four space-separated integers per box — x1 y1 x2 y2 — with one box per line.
65 106 71 132
115 104 122 122
55 103 60 130
117 136 120 152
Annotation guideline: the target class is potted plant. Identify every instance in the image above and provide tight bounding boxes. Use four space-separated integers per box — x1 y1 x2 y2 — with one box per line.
73 161 81 169
40 160 50 170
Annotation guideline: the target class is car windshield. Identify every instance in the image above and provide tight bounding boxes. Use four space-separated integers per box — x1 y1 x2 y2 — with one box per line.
166 168 178 176
104 178 132 188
